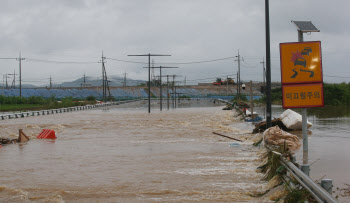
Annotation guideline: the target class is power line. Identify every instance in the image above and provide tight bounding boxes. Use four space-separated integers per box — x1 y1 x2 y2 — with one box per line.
156 56 236 65
107 56 236 65
25 58 99 64
0 57 17 60
324 74 350 78
106 57 147 64
128 53 171 113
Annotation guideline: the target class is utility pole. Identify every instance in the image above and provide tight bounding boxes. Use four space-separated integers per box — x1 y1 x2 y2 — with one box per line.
184 76 186 86
145 67 178 111
123 72 127 87
250 81 255 120
100 52 107 102
265 0 272 128
128 53 171 113
13 70 16 89
151 59 155 82
235 50 242 99
5 74 9 89
260 58 266 92
172 85 184 109
172 75 176 109
226 76 228 96
174 85 177 109
101 58 111 101
49 75 52 88
8 70 17 89
260 58 266 119
17 52 25 97
81 73 86 87
162 74 177 110
236 72 239 99
167 75 170 110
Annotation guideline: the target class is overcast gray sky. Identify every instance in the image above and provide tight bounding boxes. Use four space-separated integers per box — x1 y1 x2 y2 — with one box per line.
0 0 349 86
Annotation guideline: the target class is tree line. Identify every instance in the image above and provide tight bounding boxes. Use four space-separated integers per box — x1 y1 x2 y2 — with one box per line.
260 82 350 106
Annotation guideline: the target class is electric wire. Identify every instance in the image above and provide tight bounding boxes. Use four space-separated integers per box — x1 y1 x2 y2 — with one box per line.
25 58 99 64
324 74 350 78
106 57 147 64
154 56 237 65
107 56 237 65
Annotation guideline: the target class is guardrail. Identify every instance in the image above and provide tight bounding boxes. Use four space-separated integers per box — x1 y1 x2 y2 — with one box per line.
0 99 141 120
217 98 337 202
280 156 337 203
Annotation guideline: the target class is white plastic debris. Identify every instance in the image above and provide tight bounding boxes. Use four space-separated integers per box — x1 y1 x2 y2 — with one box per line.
279 109 312 130
245 109 258 117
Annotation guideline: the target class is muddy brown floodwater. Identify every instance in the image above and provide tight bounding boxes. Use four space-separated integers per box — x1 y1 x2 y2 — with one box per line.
0 101 269 202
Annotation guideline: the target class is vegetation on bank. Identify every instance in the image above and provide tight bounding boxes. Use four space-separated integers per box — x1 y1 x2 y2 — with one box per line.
253 145 317 202
258 83 350 106
0 96 97 112
179 95 191 99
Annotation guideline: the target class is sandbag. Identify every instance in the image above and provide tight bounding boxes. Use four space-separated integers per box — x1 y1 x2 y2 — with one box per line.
263 126 301 151
280 109 312 130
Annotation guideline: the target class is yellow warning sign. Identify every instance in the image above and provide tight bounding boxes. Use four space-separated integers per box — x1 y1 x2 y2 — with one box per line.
280 41 322 84
282 83 324 109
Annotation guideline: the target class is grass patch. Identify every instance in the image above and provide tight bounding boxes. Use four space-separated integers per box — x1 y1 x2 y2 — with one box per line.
0 104 43 112
0 96 97 112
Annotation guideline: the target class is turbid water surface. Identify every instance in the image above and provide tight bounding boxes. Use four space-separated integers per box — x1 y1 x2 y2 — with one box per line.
0 100 269 202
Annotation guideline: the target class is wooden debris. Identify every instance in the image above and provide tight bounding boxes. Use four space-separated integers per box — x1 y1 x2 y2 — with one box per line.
212 132 243 142
253 118 292 133
18 129 30 142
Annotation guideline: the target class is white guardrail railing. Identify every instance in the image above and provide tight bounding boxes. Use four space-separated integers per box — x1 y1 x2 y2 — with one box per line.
0 99 141 120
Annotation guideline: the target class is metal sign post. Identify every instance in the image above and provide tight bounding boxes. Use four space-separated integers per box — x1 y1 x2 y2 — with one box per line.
280 21 321 176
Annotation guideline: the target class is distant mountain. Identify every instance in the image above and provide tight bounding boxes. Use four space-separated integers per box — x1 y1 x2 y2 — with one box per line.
0 84 38 88
22 84 39 88
53 76 146 88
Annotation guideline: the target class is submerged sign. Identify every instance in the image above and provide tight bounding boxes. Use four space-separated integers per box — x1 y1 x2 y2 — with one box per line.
280 41 324 109
282 83 324 108
280 41 322 85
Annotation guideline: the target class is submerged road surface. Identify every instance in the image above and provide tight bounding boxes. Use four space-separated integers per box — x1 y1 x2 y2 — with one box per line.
0 101 268 202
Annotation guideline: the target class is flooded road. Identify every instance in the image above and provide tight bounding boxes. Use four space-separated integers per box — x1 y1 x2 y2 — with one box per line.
0 100 268 202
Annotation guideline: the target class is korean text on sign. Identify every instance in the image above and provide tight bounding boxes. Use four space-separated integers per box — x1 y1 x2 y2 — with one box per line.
282 83 324 109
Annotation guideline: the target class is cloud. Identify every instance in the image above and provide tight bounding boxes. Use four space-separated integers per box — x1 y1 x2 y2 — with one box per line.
0 0 349 86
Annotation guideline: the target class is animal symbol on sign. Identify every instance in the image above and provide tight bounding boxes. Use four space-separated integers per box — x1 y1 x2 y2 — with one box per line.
290 48 314 78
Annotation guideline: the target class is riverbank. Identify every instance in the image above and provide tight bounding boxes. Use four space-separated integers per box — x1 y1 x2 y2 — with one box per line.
253 105 350 202
0 101 273 202
0 104 42 112
0 96 96 112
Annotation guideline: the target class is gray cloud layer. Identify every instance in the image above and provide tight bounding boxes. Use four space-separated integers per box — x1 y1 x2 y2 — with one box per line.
0 0 349 86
